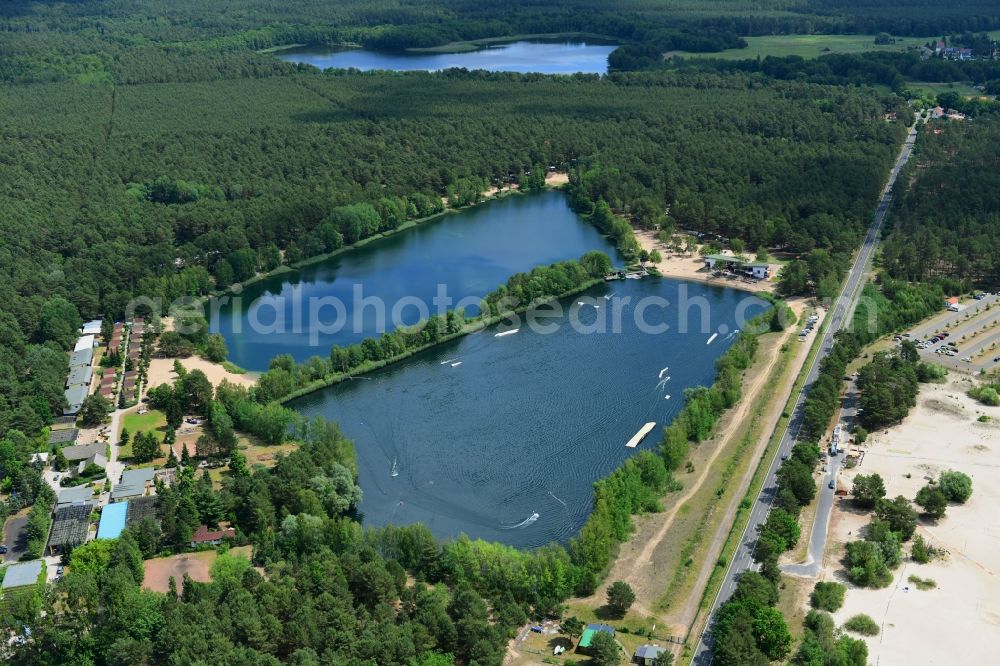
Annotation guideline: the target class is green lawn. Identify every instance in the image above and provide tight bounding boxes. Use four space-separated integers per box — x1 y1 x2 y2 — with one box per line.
904 80 982 98
120 409 167 457
667 33 933 61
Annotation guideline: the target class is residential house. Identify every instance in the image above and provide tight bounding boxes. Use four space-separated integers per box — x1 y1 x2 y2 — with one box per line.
577 624 615 653
80 319 103 336
56 485 96 509
111 467 156 501
744 262 770 280
190 524 236 548
633 644 668 666
61 443 108 476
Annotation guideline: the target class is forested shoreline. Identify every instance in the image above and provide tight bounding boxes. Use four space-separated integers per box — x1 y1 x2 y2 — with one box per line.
2 0 998 663
0 66 906 440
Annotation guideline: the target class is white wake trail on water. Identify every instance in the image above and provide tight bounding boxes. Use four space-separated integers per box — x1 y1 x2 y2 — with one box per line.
501 512 540 529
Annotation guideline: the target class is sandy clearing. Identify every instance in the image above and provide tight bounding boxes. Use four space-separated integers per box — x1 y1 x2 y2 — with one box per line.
147 355 256 390
544 172 569 187
636 230 780 294
821 378 1000 665
143 551 215 593
142 545 252 594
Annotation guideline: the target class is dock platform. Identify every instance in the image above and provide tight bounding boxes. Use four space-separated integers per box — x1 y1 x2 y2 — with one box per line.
626 422 657 448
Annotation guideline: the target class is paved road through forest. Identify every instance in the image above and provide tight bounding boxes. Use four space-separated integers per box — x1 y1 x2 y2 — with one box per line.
690 123 919 665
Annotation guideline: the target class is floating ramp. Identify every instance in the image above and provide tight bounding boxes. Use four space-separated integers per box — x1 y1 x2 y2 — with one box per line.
626 422 657 448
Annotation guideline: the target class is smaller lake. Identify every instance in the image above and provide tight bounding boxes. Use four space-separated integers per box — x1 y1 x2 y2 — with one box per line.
275 40 616 74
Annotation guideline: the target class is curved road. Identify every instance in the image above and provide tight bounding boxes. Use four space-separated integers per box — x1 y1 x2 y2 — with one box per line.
691 123 919 665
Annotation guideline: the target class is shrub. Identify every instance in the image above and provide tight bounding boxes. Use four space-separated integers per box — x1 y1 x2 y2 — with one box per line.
809 581 846 612
911 534 932 563
843 614 880 636
907 574 936 590
938 470 973 504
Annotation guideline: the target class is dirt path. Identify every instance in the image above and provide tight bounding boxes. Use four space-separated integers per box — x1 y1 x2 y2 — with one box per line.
579 300 811 621
671 302 820 632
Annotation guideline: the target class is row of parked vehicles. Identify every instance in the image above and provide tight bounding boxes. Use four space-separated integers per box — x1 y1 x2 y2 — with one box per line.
798 312 819 340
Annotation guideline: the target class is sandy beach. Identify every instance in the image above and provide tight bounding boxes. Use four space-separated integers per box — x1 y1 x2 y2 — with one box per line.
635 229 779 294
147 355 256 390
820 377 1000 665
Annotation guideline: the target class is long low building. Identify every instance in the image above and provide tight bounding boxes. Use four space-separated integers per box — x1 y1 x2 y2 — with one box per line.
66 365 93 389
69 346 94 369
64 384 89 416
73 334 95 352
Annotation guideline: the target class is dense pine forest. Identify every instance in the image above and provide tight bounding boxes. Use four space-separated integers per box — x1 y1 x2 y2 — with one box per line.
0 0 998 664
882 117 1000 289
0 68 908 439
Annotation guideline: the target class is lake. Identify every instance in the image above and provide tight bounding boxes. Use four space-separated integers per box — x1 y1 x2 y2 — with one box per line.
291 277 767 548
275 40 616 74
213 191 622 371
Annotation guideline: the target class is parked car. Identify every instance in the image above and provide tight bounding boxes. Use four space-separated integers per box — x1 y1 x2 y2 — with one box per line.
0 544 8 554
828 480 836 489
56 566 64 575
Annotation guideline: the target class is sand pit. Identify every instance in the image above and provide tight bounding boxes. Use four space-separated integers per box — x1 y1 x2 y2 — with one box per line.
822 378 1000 665
142 545 252 593
147 355 255 390
143 551 215 593
635 230 779 294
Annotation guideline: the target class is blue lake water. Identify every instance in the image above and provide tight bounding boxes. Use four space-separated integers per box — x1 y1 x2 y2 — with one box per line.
291 277 766 548
213 191 622 370
275 40 616 74
215 190 767 547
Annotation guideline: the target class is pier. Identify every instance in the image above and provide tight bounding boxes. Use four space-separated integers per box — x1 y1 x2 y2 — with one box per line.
626 422 657 448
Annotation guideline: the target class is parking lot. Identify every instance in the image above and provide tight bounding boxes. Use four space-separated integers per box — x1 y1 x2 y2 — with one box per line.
901 293 1000 374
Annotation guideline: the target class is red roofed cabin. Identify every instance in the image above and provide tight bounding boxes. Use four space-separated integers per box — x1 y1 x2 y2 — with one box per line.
190 524 236 548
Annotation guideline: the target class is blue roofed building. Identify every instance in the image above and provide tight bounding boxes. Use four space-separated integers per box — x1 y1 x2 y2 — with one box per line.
97 502 128 540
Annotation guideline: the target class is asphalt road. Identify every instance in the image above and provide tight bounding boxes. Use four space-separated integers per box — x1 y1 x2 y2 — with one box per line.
690 123 918 665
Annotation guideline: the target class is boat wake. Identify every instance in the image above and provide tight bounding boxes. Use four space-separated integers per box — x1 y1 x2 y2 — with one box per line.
658 366 669 379
501 512 540 529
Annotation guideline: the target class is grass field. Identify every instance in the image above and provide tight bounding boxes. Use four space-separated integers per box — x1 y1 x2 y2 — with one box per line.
905 80 982 98
667 33 933 61
120 409 167 458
